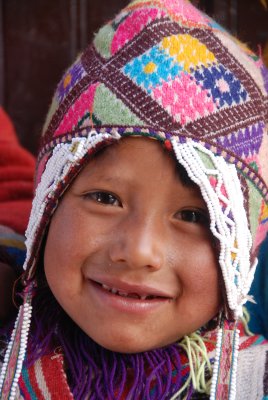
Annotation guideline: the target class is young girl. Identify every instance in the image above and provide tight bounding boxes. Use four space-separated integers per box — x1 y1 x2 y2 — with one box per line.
1 0 268 398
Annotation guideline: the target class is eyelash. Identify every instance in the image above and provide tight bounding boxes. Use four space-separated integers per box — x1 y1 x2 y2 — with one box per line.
83 191 122 207
176 209 209 225
83 192 209 225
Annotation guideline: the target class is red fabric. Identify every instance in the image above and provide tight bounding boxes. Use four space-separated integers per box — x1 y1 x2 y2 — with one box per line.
0 107 35 234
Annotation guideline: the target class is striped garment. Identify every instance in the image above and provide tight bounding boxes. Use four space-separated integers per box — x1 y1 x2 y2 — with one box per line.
9 332 267 400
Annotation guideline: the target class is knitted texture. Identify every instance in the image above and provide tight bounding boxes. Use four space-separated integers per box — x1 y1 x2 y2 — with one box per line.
1 1 268 399
23 0 268 315
36 0 268 260
14 328 268 399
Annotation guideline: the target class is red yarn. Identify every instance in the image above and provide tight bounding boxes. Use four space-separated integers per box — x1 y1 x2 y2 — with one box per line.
0 107 35 234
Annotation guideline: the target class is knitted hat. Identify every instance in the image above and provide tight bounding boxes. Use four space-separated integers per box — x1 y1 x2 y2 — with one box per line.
1 0 268 399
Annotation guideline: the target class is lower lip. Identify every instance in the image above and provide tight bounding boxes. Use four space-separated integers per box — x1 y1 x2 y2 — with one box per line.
88 280 171 314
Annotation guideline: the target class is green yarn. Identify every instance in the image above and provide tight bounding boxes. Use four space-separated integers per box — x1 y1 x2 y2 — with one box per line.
93 83 144 125
94 24 115 59
77 111 102 128
246 178 263 243
241 306 254 336
170 332 213 399
195 148 216 171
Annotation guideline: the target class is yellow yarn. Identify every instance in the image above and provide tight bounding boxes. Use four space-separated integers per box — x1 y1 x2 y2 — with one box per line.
144 61 157 74
241 306 254 336
161 34 216 72
63 73 72 89
260 200 268 222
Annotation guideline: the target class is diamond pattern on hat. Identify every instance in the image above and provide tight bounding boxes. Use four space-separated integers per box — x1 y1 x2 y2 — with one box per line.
122 45 182 93
152 72 216 125
194 63 249 108
161 34 216 72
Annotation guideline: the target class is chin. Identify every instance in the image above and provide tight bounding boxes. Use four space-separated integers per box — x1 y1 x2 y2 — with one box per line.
94 338 151 354
89 331 174 354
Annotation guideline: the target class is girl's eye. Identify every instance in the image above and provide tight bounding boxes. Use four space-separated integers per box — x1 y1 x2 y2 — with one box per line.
176 209 209 225
84 191 122 207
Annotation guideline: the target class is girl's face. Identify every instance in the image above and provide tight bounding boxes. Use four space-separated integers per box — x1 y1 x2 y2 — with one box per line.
44 137 221 353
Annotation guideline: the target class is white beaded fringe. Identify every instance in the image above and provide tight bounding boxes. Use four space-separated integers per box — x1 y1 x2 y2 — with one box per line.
209 326 240 400
0 135 252 399
0 130 121 399
25 130 121 277
171 138 254 318
0 302 32 400
209 326 223 400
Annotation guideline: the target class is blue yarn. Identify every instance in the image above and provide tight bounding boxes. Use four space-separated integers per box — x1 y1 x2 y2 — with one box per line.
194 63 248 108
123 45 182 92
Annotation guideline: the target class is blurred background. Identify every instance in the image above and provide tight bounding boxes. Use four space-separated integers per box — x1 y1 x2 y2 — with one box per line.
0 0 267 155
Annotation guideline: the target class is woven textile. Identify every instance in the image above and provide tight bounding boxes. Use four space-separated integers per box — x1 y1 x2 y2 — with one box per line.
14 329 268 399
1 1 268 399
35 0 268 267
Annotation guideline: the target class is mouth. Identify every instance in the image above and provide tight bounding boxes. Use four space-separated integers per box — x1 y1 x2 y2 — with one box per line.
91 280 172 301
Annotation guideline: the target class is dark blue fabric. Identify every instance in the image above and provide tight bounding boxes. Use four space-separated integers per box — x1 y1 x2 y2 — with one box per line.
246 234 268 338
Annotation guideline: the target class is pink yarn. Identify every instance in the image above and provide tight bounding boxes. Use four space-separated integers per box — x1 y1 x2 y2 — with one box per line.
54 83 99 136
111 9 165 55
163 0 209 25
36 154 49 186
217 78 230 93
209 177 229 210
152 73 215 125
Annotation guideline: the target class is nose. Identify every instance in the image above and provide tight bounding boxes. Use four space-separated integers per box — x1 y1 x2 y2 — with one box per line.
109 214 165 271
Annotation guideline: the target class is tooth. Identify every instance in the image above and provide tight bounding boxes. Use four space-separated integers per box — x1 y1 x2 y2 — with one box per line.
118 291 128 297
102 284 110 291
140 295 147 300
111 288 118 294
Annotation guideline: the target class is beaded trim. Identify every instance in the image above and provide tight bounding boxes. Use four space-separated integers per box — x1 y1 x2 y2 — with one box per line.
0 301 32 399
171 137 255 318
0 133 256 398
38 126 268 202
25 129 121 278
31 132 255 315
209 321 240 400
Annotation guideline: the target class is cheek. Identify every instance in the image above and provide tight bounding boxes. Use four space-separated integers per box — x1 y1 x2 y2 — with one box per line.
45 201 92 265
44 208 84 297
43 202 107 297
173 237 221 302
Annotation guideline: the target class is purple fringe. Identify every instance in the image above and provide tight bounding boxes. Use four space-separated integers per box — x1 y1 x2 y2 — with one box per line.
25 283 185 399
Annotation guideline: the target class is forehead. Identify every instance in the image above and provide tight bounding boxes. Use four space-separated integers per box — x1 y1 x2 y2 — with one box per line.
68 136 206 209
74 137 193 187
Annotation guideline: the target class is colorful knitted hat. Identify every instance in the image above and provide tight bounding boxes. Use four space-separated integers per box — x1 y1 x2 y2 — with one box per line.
1 0 268 399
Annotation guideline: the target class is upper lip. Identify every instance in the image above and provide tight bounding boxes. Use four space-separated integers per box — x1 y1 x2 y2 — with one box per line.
89 277 173 299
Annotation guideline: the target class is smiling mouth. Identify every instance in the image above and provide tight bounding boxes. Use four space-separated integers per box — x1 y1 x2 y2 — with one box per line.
94 281 169 301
